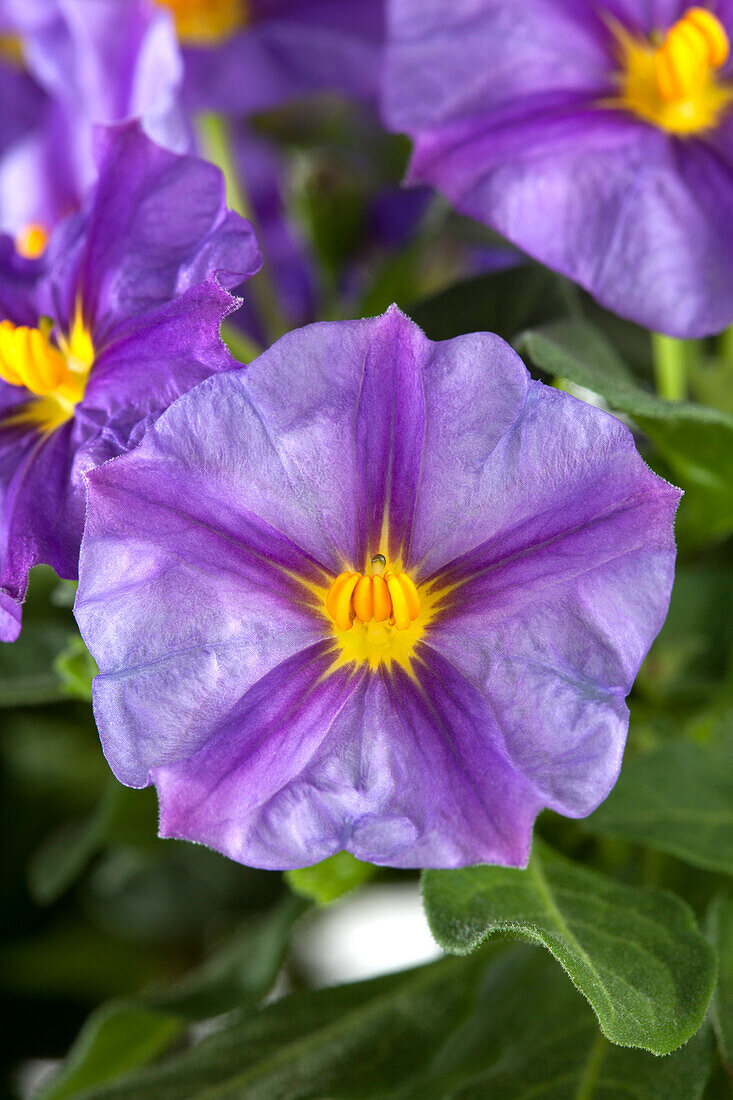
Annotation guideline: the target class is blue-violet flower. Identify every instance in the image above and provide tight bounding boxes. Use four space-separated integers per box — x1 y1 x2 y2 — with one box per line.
75 306 680 869
0 120 260 641
385 1 733 336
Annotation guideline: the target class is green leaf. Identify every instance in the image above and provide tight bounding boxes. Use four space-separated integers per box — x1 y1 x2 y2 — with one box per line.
28 777 123 904
518 318 722 426
422 841 715 1054
0 566 76 706
518 319 733 545
37 895 305 1100
54 634 99 701
708 894 733 1071
37 1004 184 1100
584 736 733 876
285 851 376 904
56 947 713 1100
147 893 307 1020
411 262 570 344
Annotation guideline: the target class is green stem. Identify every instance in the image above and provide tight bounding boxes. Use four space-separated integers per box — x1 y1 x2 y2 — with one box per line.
651 333 690 401
195 112 288 347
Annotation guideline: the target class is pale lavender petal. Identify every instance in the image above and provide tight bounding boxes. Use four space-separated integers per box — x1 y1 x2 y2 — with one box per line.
426 393 680 815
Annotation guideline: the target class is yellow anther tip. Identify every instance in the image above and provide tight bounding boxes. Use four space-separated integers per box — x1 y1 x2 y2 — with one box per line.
334 573 360 632
15 223 48 260
371 574 391 622
385 573 411 631
685 8 730 66
353 575 374 623
159 0 246 45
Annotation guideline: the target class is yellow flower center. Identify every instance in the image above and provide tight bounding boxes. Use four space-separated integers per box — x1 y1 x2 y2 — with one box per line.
323 552 437 674
157 0 248 46
0 307 95 433
15 223 49 260
610 7 733 133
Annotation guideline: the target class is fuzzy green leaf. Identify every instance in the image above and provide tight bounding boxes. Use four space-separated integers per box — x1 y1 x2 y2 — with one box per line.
57 947 713 1100
422 842 715 1054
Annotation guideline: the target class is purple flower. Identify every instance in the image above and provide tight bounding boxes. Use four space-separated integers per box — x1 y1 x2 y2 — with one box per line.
0 57 45 160
0 0 188 247
0 120 260 641
385 1 733 337
75 307 679 870
0 1 385 331
176 0 385 116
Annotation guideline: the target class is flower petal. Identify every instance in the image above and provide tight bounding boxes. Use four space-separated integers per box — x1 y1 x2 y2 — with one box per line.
77 309 679 867
183 0 385 114
154 646 543 869
0 122 261 630
76 414 332 787
0 586 21 642
427 387 680 816
52 119 261 334
152 306 429 571
386 0 612 134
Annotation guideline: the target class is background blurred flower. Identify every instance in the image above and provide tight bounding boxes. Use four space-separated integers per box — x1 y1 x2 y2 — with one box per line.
0 0 396 339
0 0 187 248
75 307 679 870
385 0 733 337
176 0 385 115
0 120 260 642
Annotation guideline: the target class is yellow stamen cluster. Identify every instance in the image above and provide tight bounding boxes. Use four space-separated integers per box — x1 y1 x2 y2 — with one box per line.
0 320 68 395
612 7 733 133
15 223 48 260
326 554 421 633
655 8 729 100
157 0 246 45
0 308 94 431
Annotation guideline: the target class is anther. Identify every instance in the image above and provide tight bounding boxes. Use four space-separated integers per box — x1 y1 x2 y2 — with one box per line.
158 0 246 45
15 223 48 260
325 561 421 632
0 321 67 394
655 7 729 101
0 306 94 415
